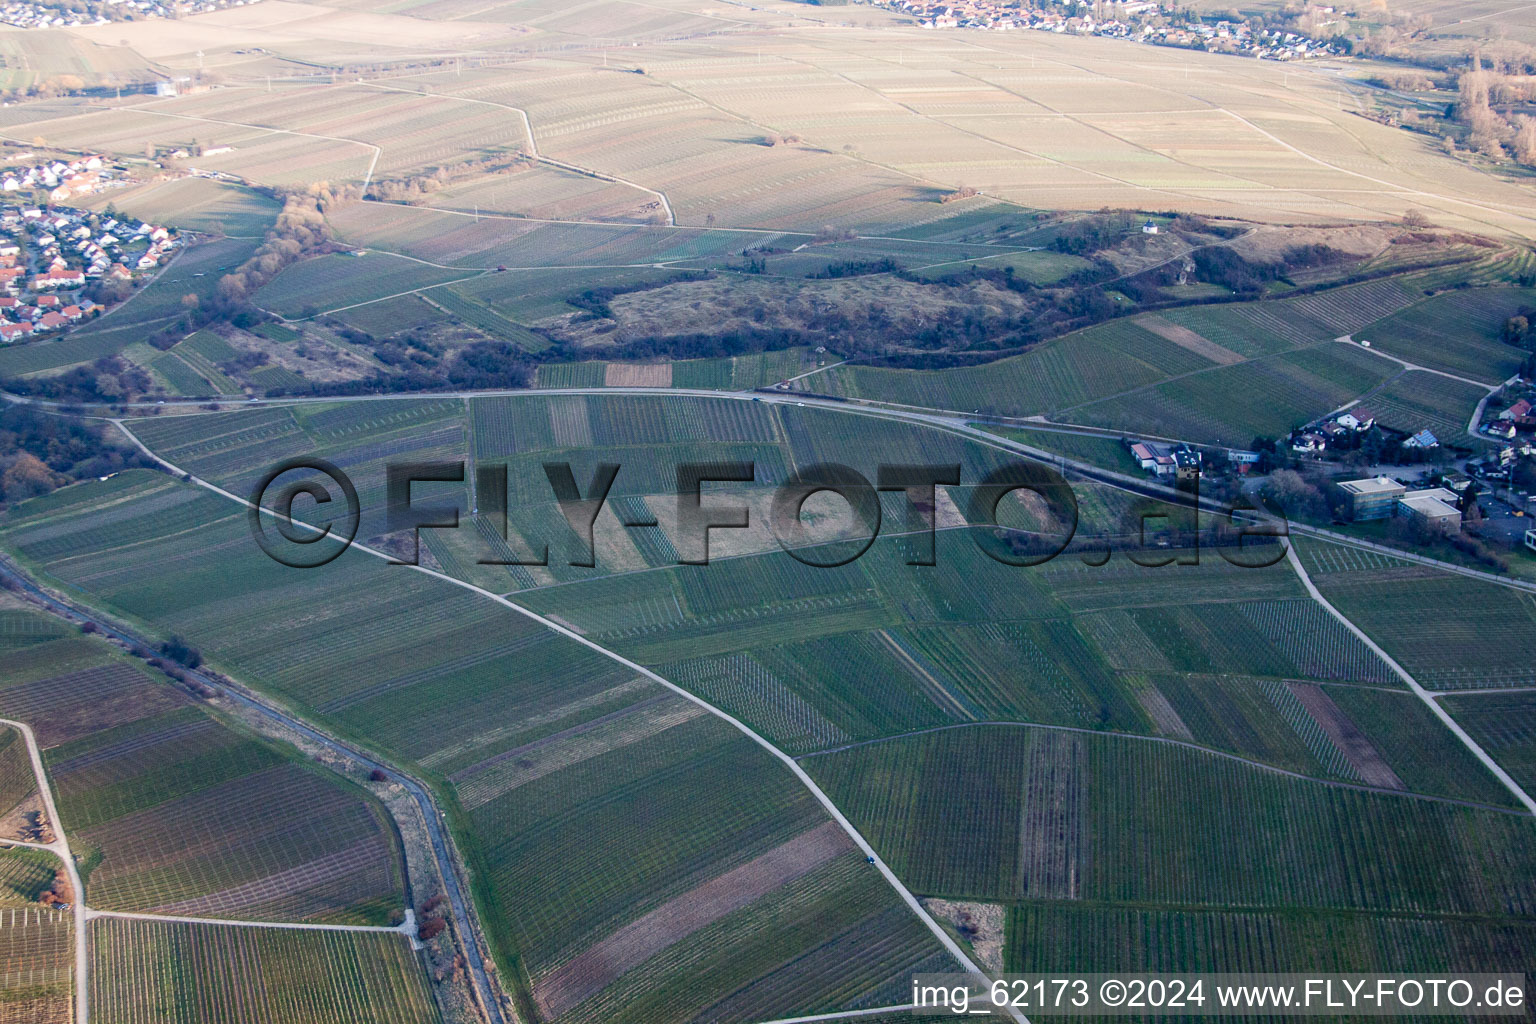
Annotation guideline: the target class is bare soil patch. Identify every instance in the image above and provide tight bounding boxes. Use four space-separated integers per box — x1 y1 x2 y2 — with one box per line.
0 795 48 844
1287 682 1405 790
604 362 672 387
533 821 853 1018
1136 686 1194 741
1135 313 1244 365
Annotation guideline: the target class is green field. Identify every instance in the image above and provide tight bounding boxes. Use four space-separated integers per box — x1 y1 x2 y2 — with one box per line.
90 917 437 1024
1009 901 1536 974
85 178 282 237
0 627 405 926
1356 288 1535 383
257 252 479 320
1062 342 1393 444
0 458 957 1021
1442 692 1536 795
1365 370 1489 444
809 725 1536 912
1297 538 1536 691
11 396 1536 1020
0 725 36 827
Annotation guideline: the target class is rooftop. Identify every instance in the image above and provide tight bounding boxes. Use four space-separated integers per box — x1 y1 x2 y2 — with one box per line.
1338 476 1405 496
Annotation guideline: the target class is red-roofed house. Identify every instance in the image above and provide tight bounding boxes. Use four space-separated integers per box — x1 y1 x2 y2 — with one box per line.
0 321 31 342
35 294 58 308
32 268 84 289
35 311 68 330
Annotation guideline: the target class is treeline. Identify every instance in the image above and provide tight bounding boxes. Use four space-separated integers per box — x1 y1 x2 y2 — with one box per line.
365 152 533 204
2 356 152 406
216 191 336 304
806 258 900 279
1453 65 1536 166
269 329 534 397
567 272 711 321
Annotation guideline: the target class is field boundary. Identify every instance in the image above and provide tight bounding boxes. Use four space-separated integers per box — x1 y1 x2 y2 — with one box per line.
0 716 87 1023
1283 545 1536 815
796 719 1528 816
113 416 1026 1024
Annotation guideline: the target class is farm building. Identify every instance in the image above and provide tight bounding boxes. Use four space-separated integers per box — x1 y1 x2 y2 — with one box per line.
1339 477 1406 520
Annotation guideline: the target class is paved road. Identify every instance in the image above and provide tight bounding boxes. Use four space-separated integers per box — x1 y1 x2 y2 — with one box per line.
8 379 1536 1021
0 561 505 1024
112 417 1028 1024
0 716 87 1024
1284 545 1536 815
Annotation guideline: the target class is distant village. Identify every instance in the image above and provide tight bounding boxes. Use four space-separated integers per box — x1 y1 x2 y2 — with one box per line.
870 0 1345 60
0 0 260 30
0 152 176 343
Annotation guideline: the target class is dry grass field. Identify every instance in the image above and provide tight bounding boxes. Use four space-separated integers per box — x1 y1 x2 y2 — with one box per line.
0 5 1514 240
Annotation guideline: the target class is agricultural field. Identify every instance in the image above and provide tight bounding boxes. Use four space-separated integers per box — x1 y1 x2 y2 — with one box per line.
3 7 1536 1009
1060 342 1394 445
1442 692 1536 796
1009 901 1536 974
0 901 71 1024
979 427 1143 475
257 252 480 320
1355 288 1536 383
0 627 407 926
1361 369 1489 445
1296 538 1536 692
80 178 283 237
90 917 437 1024
0 452 960 1021
808 725 1536 913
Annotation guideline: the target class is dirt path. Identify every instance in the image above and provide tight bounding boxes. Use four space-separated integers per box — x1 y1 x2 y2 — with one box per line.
1283 544 1536 815
358 82 676 226
85 907 418 946
114 418 1024 1024
796 719 1526 816
0 717 87 1024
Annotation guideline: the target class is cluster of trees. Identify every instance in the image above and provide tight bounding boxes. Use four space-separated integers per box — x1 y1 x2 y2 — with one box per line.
158 634 203 670
0 402 152 505
0 74 88 104
1048 209 1143 256
366 152 532 204
272 332 533 397
1452 65 1536 166
805 258 900 279
2 355 152 406
1501 307 1534 349
215 191 334 304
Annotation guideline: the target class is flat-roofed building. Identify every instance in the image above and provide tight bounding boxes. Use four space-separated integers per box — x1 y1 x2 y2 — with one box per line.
1397 487 1461 531
1339 476 1406 520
